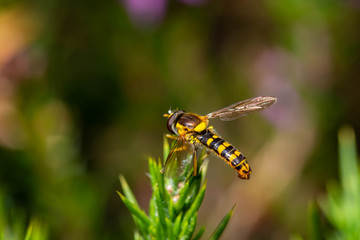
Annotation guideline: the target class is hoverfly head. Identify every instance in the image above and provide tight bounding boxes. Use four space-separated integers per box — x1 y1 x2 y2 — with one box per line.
165 109 185 135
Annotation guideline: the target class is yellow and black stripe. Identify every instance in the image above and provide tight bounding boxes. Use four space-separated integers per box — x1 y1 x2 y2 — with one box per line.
197 129 252 179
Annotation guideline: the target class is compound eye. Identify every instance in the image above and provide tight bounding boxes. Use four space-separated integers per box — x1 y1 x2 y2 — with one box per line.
167 114 176 134
166 110 185 134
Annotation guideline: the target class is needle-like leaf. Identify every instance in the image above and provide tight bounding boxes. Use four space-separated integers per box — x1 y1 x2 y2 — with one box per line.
192 226 206 240
119 139 235 239
117 191 151 227
209 205 236 240
119 175 140 207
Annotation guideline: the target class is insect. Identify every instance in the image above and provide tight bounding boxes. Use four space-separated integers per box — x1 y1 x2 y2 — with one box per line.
163 96 277 180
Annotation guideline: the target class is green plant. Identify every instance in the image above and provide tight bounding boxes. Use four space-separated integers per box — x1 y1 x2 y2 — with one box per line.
309 126 360 240
0 193 47 240
118 137 235 240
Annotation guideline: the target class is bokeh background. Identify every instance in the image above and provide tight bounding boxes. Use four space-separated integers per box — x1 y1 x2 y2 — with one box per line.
0 0 359 239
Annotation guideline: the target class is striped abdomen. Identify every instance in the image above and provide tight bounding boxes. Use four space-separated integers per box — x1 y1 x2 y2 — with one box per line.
196 129 251 179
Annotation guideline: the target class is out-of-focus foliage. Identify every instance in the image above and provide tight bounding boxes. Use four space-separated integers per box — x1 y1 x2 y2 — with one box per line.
0 193 47 240
309 127 360 240
0 0 359 239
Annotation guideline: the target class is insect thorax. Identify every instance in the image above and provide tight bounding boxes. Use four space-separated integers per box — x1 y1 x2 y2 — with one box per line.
169 112 208 136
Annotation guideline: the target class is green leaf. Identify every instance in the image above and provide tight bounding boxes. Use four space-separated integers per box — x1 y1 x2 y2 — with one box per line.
153 185 167 230
307 202 323 240
24 219 47 240
149 225 157 238
173 213 183 238
168 197 176 221
183 182 206 222
209 205 236 240
154 218 165 240
180 183 206 238
184 176 202 208
163 135 170 162
185 214 198 238
338 126 359 198
134 231 143 240
179 214 198 240
24 221 34 240
119 175 140 208
174 179 191 212
149 159 167 205
119 140 235 239
117 191 152 227
149 158 159 191
192 226 206 240
315 126 360 239
199 158 209 184
156 159 167 205
165 217 174 240
134 216 150 238
149 196 156 221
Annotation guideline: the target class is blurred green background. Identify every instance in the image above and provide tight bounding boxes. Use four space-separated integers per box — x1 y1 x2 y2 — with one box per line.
0 0 359 239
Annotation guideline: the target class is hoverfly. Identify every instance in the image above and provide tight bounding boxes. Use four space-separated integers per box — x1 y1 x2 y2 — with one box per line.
163 96 277 180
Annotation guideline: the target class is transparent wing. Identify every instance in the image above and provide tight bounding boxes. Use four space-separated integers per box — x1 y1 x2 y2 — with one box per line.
162 136 195 182
206 96 277 121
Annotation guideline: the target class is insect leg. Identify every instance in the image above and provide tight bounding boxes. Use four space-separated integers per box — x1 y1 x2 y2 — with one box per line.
199 150 210 162
166 134 178 140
